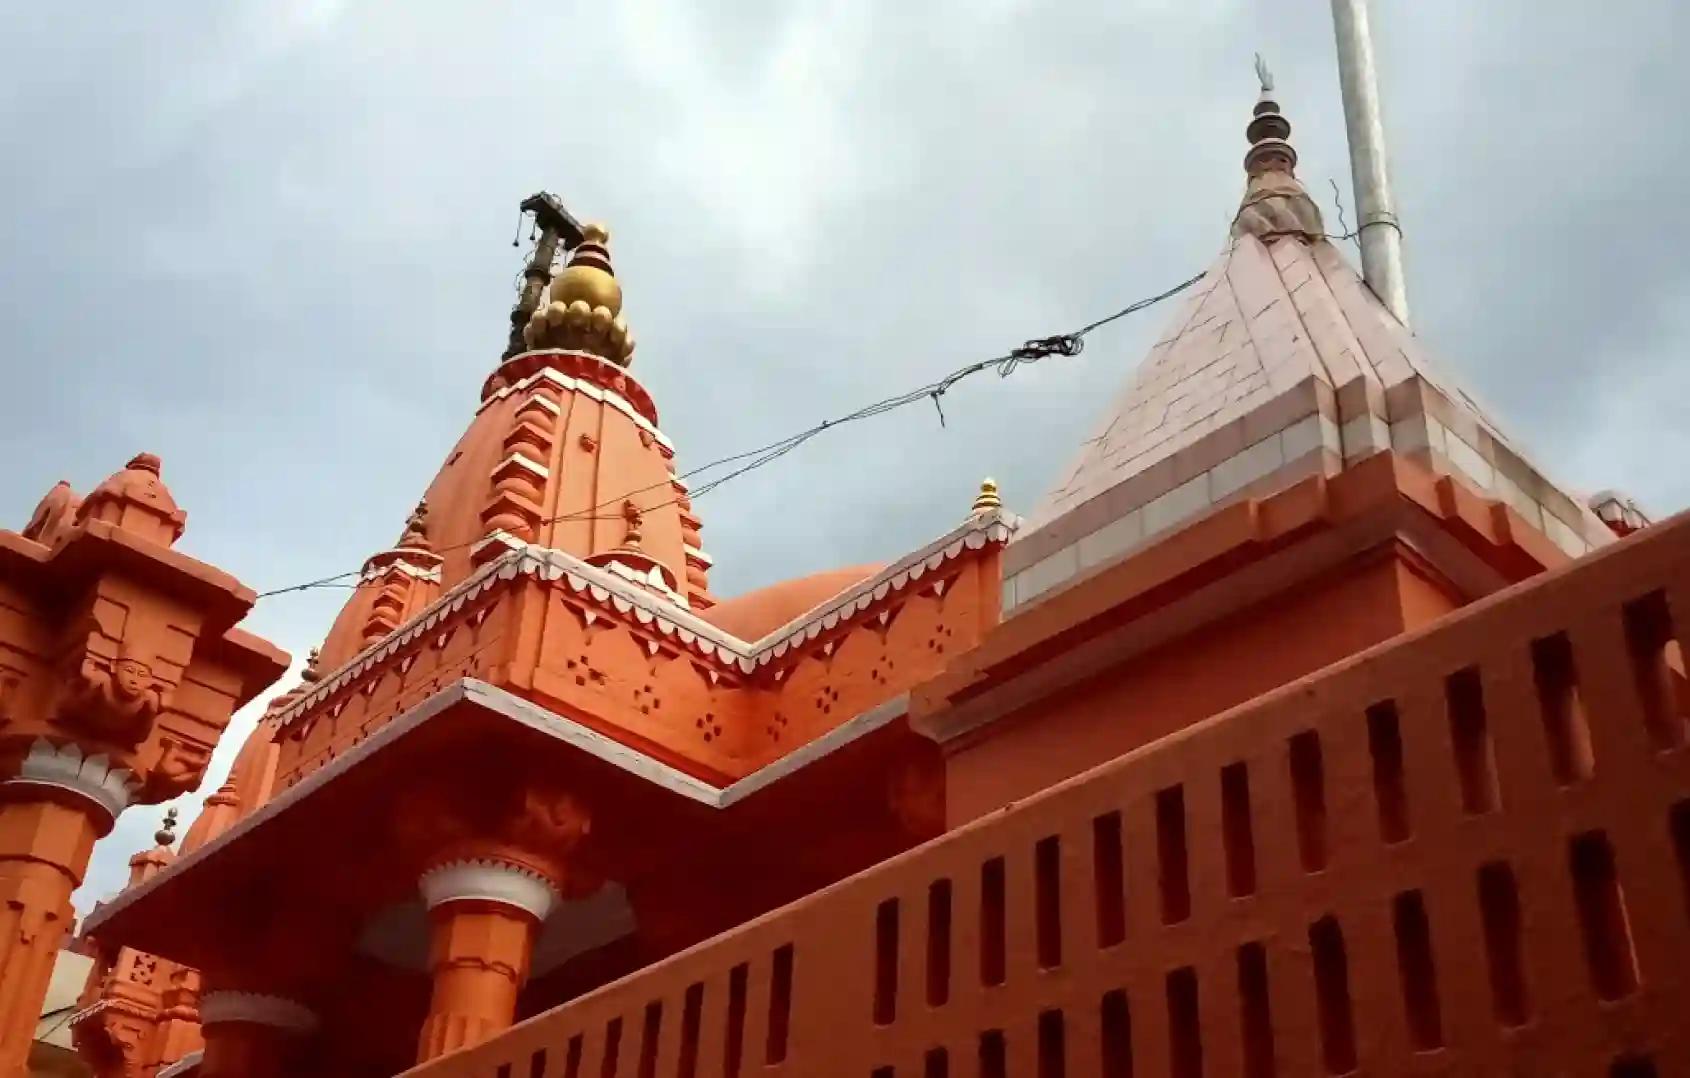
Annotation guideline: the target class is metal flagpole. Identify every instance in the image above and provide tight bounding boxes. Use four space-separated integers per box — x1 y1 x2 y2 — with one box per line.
1331 0 1411 328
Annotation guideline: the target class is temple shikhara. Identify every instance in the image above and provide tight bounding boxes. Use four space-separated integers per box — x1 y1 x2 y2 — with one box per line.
2 31 1688 1078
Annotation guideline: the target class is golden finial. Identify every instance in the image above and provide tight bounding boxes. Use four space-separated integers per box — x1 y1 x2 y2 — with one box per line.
972 478 1002 516
155 807 178 847
522 221 636 366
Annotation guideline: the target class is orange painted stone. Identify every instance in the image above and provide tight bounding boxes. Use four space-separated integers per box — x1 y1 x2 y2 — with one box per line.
0 453 283 1076
59 90 1687 1077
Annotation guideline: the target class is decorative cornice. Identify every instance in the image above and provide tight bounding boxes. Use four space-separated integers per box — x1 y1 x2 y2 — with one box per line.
199 991 317 1034
359 553 444 583
84 680 916 935
270 510 1016 729
418 858 560 921
480 353 669 441
4 738 140 822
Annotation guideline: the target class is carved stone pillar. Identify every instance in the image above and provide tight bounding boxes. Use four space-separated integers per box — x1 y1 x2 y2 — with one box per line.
198 991 316 1078
0 454 287 1072
0 750 128 1075
414 859 559 1063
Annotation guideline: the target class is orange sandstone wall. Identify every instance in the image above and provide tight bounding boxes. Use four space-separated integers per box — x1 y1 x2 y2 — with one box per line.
403 511 1690 1078
943 553 1459 825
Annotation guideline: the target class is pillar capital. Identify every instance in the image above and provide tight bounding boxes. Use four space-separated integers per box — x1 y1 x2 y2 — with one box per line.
419 857 560 922
0 737 140 830
199 990 318 1035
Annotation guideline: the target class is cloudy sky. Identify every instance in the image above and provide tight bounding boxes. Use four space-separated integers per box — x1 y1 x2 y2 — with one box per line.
2 2 1683 911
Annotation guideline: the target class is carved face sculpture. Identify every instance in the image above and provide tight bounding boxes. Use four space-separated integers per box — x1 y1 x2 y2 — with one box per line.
112 658 153 701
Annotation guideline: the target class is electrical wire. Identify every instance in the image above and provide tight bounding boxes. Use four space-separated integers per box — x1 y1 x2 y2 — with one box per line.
253 268 1208 600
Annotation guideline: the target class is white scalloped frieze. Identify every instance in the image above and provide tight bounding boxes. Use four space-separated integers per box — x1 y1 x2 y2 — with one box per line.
873 582 891 601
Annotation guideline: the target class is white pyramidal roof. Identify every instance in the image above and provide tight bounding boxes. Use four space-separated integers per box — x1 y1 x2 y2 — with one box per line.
1005 95 1612 611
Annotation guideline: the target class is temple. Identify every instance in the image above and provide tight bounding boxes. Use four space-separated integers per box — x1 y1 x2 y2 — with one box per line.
7 65 1685 1078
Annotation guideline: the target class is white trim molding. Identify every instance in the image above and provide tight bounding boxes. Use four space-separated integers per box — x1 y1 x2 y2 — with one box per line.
272 508 1016 730
4 738 140 823
419 858 559 921
199 991 318 1034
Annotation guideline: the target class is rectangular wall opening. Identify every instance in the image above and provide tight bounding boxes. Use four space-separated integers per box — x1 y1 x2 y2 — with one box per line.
1221 762 1258 897
1532 632 1596 784
1167 967 1203 1078
1611 1056 1660 1078
1476 862 1530 1027
1310 916 1357 1074
678 984 703 1078
637 1001 662 1078
981 857 1006 986
1289 732 1328 872
1392 890 1444 1051
978 1030 1007 1078
927 878 952 1006
529 1050 547 1078
1366 701 1412 843
875 899 900 1024
1100 989 1132 1078
1673 800 1690 925
1157 785 1191 923
1570 831 1640 1000
565 1035 584 1078
600 1017 622 1078
1237 941 1275 1078
1447 667 1502 814
766 943 794 1064
1623 591 1690 751
1036 835 1064 969
725 963 748 1078
924 1047 948 1078
1093 811 1126 948
1038 1009 1066 1078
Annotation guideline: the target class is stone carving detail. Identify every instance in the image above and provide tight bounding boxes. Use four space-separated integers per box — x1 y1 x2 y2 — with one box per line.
10 738 141 822
58 637 168 746
77 453 187 547
418 858 560 921
360 502 444 646
22 481 81 548
151 737 212 797
476 387 561 561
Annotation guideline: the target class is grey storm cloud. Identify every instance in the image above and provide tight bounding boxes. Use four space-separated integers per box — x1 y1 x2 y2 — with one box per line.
0 1 1683 910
